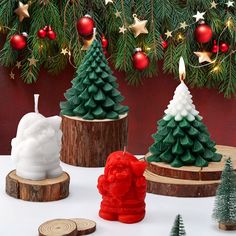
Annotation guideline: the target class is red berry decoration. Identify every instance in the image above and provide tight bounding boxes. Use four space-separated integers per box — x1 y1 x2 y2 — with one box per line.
47 30 57 40
194 21 213 43
132 48 150 71
37 29 47 38
162 40 168 49
212 40 219 53
101 34 108 49
10 34 27 50
77 15 95 37
220 42 229 53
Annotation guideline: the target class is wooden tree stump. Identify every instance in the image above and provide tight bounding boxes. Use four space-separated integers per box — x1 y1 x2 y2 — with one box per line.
219 223 236 231
38 219 77 236
144 145 236 197
6 170 70 202
70 218 96 235
60 114 128 167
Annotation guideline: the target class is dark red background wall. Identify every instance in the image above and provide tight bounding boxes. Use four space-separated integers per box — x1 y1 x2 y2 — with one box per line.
0 63 236 155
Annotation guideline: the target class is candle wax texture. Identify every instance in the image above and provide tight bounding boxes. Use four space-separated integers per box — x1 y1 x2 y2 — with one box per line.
60 40 128 120
148 81 222 167
97 151 147 224
11 112 63 180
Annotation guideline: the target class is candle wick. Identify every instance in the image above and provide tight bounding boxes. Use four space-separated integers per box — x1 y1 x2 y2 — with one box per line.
123 146 127 157
34 94 40 113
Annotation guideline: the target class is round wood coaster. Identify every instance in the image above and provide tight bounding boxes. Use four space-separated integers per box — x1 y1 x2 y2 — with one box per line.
6 170 70 202
38 219 77 236
144 145 236 197
60 114 128 167
145 145 236 181
70 218 96 235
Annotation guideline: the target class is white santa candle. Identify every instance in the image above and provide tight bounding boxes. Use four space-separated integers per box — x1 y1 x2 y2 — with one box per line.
11 94 63 180
163 57 200 122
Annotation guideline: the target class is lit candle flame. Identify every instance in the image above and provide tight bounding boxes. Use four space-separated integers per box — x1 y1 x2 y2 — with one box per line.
179 56 186 82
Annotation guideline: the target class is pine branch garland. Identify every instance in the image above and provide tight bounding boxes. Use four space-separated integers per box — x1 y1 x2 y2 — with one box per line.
0 0 236 97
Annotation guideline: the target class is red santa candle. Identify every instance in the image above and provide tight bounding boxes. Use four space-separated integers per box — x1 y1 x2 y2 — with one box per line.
97 150 147 224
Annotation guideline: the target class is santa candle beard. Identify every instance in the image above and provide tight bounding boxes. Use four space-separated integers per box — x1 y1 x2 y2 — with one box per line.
11 97 63 181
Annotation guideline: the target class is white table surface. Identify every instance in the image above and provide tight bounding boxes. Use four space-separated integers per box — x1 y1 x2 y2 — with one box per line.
0 156 234 236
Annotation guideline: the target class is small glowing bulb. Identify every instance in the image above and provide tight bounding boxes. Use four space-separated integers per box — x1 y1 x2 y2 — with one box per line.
212 66 220 72
146 47 151 51
177 34 184 41
226 19 232 27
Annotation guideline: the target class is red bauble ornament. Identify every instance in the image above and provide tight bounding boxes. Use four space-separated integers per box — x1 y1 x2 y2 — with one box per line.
10 34 27 50
194 21 213 43
220 42 229 53
212 40 219 53
162 40 168 49
132 49 150 70
37 29 47 38
101 34 108 49
77 15 95 37
97 151 147 224
47 30 57 40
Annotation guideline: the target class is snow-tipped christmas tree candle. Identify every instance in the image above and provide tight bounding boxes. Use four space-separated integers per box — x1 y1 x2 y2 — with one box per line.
11 94 63 180
147 57 222 167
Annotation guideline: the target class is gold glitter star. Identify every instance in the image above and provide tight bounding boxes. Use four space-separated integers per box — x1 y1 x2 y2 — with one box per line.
10 72 15 80
61 48 68 55
165 30 173 38
119 25 127 34
180 22 188 30
210 1 218 9
115 10 121 18
194 51 213 64
193 11 205 22
105 0 113 5
16 61 21 69
14 1 30 22
28 57 38 66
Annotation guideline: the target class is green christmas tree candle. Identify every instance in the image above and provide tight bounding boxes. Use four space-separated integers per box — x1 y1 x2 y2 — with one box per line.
60 39 128 120
148 57 222 167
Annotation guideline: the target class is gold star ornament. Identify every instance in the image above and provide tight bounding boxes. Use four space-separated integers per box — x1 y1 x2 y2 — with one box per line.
130 14 148 38
28 56 38 66
119 25 127 34
14 1 30 22
194 51 214 64
61 48 69 55
10 72 15 80
105 0 113 5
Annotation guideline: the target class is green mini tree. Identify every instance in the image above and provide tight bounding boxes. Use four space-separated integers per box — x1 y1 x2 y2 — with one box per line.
60 39 128 120
212 158 236 226
170 214 186 236
147 81 222 167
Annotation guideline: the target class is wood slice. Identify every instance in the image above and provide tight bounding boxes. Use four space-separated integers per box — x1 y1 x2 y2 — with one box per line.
145 170 220 197
70 218 96 235
38 219 77 236
145 145 236 181
60 114 128 167
219 223 236 231
6 170 70 202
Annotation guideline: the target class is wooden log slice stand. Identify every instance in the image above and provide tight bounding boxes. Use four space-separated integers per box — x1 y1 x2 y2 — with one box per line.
38 219 77 236
6 170 70 202
144 145 236 197
60 114 128 167
219 223 236 231
70 218 96 235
